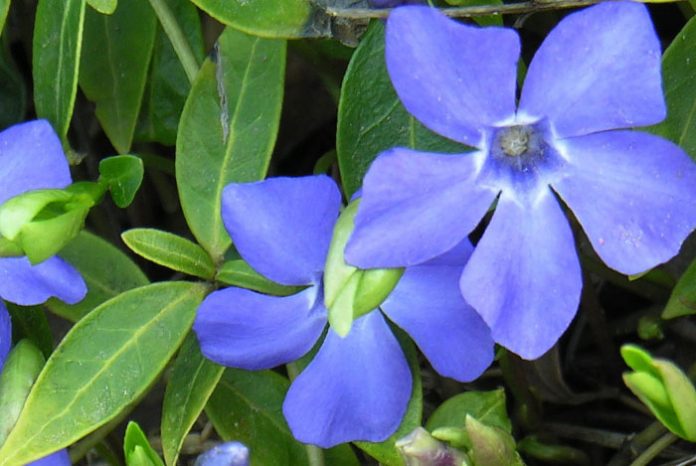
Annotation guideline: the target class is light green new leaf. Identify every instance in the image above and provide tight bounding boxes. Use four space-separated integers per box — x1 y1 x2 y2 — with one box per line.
649 16 696 159
45 231 149 322
33 0 86 141
0 0 10 34
356 336 422 466
87 0 117 14
0 282 208 465
176 27 285 261
206 369 358 466
161 333 224 466
0 340 45 449
99 155 145 208
123 228 215 279
124 421 165 466
79 0 157 153
336 21 468 198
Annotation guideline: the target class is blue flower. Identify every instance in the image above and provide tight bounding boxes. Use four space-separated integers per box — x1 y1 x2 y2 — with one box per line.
193 175 493 447
345 3 696 359
0 120 86 306
0 304 70 466
194 441 249 466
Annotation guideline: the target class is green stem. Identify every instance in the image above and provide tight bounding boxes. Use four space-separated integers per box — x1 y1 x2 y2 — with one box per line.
286 363 326 466
146 0 199 84
629 432 677 466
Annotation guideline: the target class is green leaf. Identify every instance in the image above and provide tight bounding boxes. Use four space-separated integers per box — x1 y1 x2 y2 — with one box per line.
45 231 149 322
663 255 696 318
621 344 696 441
176 27 285 260
356 336 423 466
0 0 10 34
124 421 165 466
0 42 26 130
206 369 358 466
79 0 157 153
336 21 468 198
122 228 215 279
32 0 86 141
161 334 224 466
136 0 204 145
465 416 524 466
426 388 512 434
216 259 304 296
0 340 45 448
649 16 696 159
6 305 54 358
0 282 208 465
87 0 117 14
99 155 145 208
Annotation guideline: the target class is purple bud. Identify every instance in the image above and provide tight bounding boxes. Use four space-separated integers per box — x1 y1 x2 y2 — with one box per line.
194 442 250 466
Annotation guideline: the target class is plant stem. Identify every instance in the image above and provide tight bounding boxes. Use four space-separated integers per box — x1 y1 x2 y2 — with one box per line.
147 0 199 84
286 362 326 466
629 432 678 466
325 0 680 18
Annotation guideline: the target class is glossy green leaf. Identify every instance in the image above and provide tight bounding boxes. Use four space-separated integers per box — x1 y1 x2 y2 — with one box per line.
32 0 86 141
663 255 696 318
336 21 468 198
124 421 165 466
206 369 358 466
46 231 149 322
161 333 224 466
356 336 422 466
621 344 696 441
0 0 10 33
0 282 208 465
176 27 285 260
136 0 204 145
649 16 696 159
123 228 215 279
426 388 512 434
0 340 45 448
99 155 145 208
79 0 157 153
87 0 117 14
216 259 304 296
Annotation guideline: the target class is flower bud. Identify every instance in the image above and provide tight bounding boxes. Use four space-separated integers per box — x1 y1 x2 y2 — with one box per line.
396 427 470 466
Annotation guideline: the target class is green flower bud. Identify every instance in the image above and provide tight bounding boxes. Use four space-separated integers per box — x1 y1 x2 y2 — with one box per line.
323 200 404 336
396 427 470 466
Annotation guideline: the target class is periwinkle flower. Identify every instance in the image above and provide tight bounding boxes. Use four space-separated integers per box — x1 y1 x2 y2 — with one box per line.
0 120 86 306
369 0 425 7
345 3 696 359
193 175 493 447
194 441 249 466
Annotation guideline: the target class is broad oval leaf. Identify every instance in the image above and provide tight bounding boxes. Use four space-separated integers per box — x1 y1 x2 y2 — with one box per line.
122 228 215 279
176 27 285 261
426 388 512 434
45 231 149 322
87 0 117 14
79 0 157 153
0 281 208 465
0 0 10 34
336 21 468 198
206 369 359 466
161 333 224 466
216 260 304 296
649 16 696 159
99 155 145 208
33 0 86 141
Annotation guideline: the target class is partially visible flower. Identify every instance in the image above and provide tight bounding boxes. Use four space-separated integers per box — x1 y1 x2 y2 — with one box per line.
0 120 86 306
346 3 696 359
370 0 425 8
0 304 70 465
193 175 493 447
194 441 249 466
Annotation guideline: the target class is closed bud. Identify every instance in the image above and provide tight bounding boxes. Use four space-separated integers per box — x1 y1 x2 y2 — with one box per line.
396 427 470 466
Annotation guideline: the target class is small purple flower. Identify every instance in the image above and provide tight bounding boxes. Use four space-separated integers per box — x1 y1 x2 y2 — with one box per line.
345 3 696 359
194 441 249 466
0 120 86 306
193 175 493 447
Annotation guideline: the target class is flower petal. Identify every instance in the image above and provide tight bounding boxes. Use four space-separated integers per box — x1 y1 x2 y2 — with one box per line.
283 311 411 447
460 190 582 360
0 120 72 205
382 260 494 381
386 6 519 146
27 450 71 466
221 176 342 286
193 286 327 370
345 149 497 268
553 131 696 274
0 256 86 306
519 2 665 138
0 302 10 371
